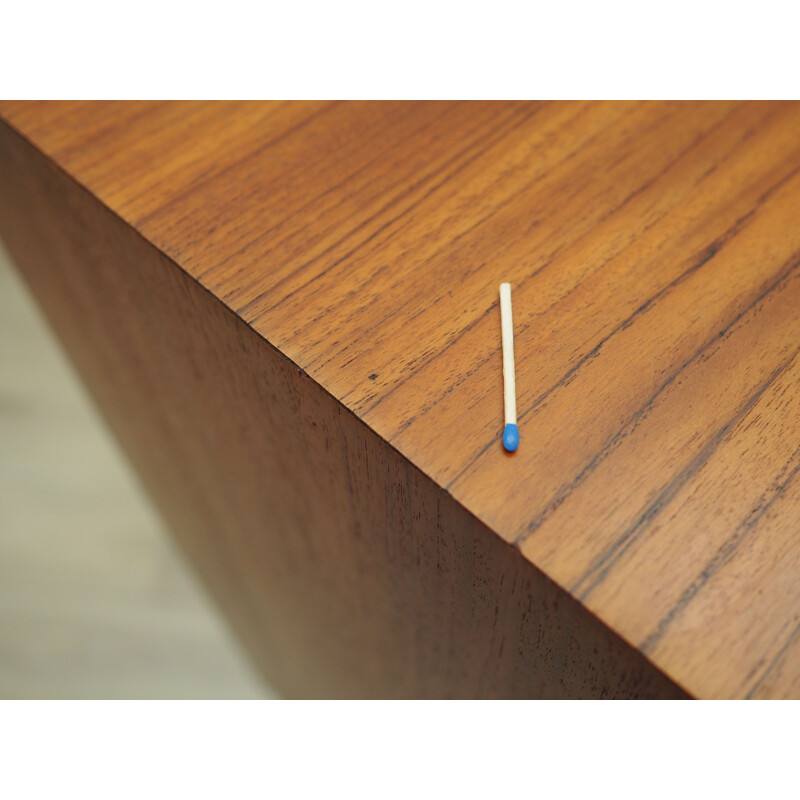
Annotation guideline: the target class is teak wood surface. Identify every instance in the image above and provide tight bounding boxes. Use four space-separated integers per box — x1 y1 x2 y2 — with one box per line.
2 101 799 698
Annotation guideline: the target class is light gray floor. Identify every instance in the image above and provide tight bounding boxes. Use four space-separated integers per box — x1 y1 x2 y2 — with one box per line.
0 244 276 698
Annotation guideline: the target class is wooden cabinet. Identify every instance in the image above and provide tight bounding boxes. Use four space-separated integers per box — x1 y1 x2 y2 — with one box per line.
2 101 798 697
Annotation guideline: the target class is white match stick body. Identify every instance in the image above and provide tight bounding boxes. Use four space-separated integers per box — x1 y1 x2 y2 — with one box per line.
500 283 519 452
500 283 516 425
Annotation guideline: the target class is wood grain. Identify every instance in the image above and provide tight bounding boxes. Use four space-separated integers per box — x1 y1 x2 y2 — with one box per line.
1 101 799 697
0 117 681 698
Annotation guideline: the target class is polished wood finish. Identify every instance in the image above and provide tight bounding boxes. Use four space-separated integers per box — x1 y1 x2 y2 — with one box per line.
0 118 680 699
1 101 799 697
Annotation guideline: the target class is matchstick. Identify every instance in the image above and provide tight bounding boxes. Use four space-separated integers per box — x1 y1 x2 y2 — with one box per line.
500 283 519 452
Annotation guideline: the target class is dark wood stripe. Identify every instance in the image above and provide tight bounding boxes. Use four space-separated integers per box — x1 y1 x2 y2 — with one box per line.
641 447 800 654
514 229 800 548
746 619 800 699
570 317 800 599
522 160 800 426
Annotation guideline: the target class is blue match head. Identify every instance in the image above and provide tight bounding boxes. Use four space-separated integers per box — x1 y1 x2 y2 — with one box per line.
502 423 519 452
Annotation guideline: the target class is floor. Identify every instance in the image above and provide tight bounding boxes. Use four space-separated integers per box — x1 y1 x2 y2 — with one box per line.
0 243 276 698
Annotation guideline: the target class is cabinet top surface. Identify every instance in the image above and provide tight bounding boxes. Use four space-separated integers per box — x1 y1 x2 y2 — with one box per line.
4 100 800 698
